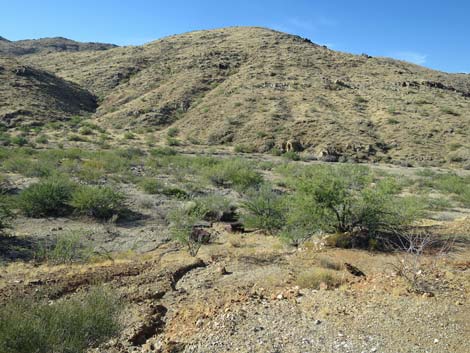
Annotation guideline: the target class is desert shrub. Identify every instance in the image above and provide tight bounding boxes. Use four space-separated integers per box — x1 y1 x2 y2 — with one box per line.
241 184 286 233
168 203 208 256
161 186 188 199
150 147 177 156
0 132 12 145
70 186 125 219
234 144 257 153
295 268 343 289
19 177 75 217
284 165 422 245
78 160 106 183
0 175 8 194
35 135 48 144
421 196 453 211
207 158 263 191
316 256 343 271
68 134 87 142
420 172 470 207
35 231 91 264
98 153 133 174
190 194 236 222
2 157 54 178
80 121 106 134
440 106 460 116
0 196 13 234
167 127 179 137
270 147 282 156
123 132 135 140
0 287 121 353
415 168 437 178
79 126 93 135
283 151 301 161
115 147 145 159
140 178 160 194
11 136 28 147
166 137 181 146
391 229 453 294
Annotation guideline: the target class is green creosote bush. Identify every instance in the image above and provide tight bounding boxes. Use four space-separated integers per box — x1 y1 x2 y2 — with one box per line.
35 231 92 264
79 126 93 135
167 127 179 137
123 132 135 140
0 287 122 353
3 157 54 178
139 178 161 194
168 202 207 256
70 186 126 220
166 137 181 146
150 146 178 156
68 134 87 142
282 151 301 161
189 194 235 222
11 136 28 147
234 144 257 153
206 158 263 191
161 186 189 199
19 176 75 217
168 194 233 256
241 184 286 233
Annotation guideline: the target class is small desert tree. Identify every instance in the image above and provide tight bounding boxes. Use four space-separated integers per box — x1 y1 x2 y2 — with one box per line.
284 165 422 246
168 198 216 256
241 184 286 234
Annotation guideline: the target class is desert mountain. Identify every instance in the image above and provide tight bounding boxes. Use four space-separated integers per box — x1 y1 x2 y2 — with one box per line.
6 26 470 166
0 36 116 56
0 57 97 125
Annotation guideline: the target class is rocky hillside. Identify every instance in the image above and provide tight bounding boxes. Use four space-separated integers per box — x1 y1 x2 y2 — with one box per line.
0 57 97 126
0 36 116 56
6 27 470 166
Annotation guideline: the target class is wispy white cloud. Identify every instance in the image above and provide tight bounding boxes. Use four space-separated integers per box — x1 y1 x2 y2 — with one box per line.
268 16 337 47
391 51 427 65
286 18 317 31
286 16 337 32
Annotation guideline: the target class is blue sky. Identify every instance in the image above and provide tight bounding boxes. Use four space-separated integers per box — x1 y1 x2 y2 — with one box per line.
1 0 468 73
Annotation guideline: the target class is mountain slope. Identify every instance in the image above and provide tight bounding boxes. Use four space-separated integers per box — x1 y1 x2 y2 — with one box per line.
0 57 97 126
15 27 470 166
0 36 116 56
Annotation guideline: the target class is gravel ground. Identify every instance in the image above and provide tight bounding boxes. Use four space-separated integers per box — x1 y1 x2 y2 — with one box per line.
183 289 469 353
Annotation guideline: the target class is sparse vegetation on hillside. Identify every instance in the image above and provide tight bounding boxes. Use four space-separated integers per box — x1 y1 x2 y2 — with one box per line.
6 26 467 167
